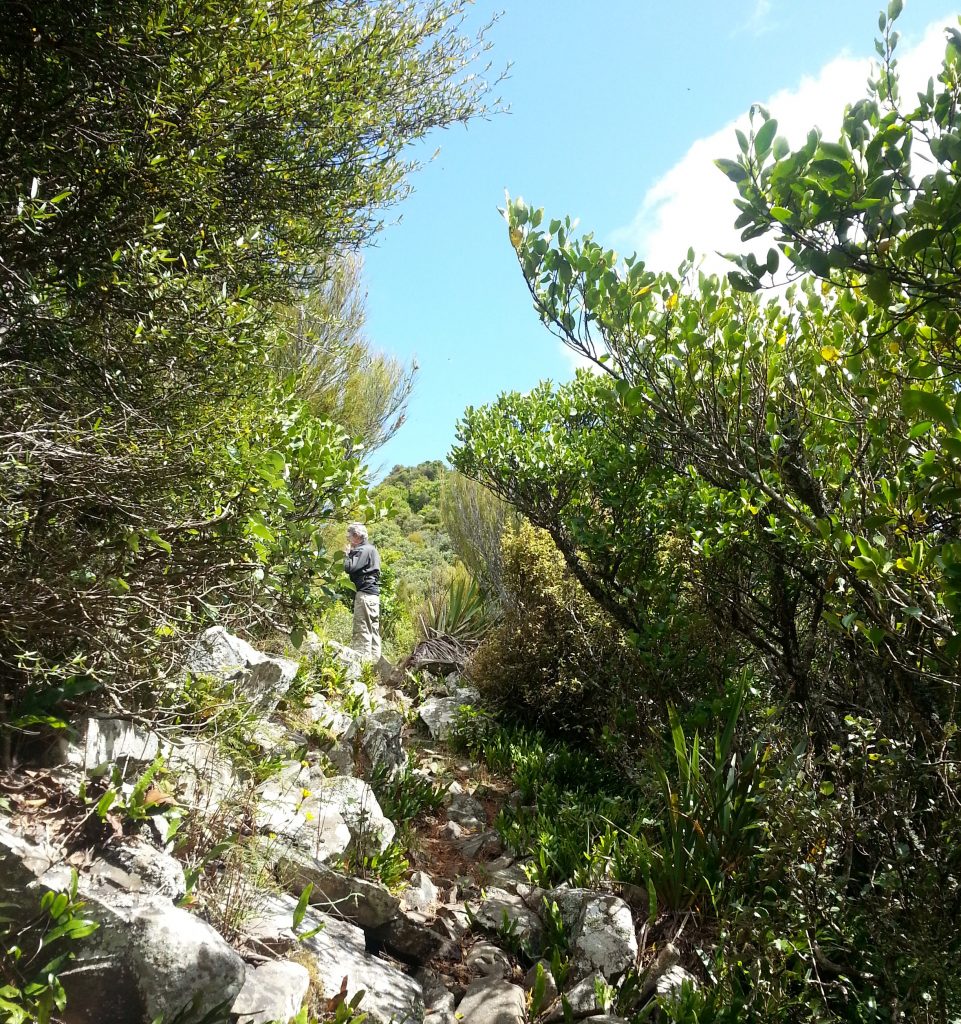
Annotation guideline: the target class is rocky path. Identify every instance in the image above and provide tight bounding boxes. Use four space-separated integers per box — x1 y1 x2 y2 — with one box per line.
0 629 693 1024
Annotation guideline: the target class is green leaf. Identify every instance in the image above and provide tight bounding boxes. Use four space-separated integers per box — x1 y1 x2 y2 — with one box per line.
901 227 937 259
145 530 172 555
754 118 778 158
292 883 313 931
715 158 749 183
247 518 275 543
770 206 793 223
903 388 955 426
819 781 835 796
943 435 961 459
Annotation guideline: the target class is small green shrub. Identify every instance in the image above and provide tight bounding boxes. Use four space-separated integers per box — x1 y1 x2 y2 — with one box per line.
452 707 653 888
417 567 497 643
468 523 655 742
367 760 446 827
639 675 769 912
0 870 98 1024
287 646 366 719
167 672 264 773
332 840 409 890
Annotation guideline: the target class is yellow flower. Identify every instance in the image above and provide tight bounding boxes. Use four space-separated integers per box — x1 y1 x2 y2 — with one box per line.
820 345 840 363
666 293 678 311
304 811 315 822
301 788 311 798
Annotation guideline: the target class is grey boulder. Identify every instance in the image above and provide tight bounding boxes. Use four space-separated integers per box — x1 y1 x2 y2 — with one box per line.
419 696 472 741
275 851 401 930
64 892 246 1024
469 886 544 955
456 976 526 1024
182 625 297 713
546 888 638 980
348 707 408 777
231 960 310 1024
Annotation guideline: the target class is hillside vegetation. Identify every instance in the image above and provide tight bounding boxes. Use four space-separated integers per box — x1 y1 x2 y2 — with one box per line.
450 10 961 1020
1 4 961 1024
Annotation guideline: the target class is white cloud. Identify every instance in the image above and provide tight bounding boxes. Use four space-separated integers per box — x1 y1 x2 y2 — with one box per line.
609 17 956 278
737 0 775 39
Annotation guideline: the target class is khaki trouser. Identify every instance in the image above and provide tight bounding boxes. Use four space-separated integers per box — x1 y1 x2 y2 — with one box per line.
352 592 381 661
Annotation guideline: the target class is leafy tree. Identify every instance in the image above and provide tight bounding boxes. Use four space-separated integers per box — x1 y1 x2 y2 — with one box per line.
270 255 415 456
0 0 496 724
454 12 961 1018
440 472 518 603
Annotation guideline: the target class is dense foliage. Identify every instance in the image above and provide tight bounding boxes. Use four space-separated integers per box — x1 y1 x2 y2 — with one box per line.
454 11 961 1020
440 466 519 604
0 1 493 728
269 255 416 457
471 521 682 740
374 460 457 606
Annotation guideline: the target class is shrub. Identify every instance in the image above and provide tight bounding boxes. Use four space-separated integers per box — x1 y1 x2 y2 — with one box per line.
417 567 497 644
469 522 656 741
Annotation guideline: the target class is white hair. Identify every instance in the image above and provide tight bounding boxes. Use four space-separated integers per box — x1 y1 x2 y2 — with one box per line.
347 522 368 542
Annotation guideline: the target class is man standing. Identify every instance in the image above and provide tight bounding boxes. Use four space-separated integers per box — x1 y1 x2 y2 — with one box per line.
344 523 381 661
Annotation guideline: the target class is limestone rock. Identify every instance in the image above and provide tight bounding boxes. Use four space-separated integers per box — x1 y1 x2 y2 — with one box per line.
371 911 458 966
484 860 531 895
446 791 486 830
0 817 59 897
415 967 457 1013
401 870 438 914
433 905 472 943
298 911 423 1023
64 892 246 1024
545 886 591 930
469 886 543 955
444 679 480 703
347 707 408 778
570 894 637 981
305 693 352 736
545 972 609 1021
441 820 464 841
425 1009 457 1024
182 625 297 713
656 965 699 1001
319 775 395 854
245 886 422 1023
465 940 513 979
524 960 559 1005
276 851 401 930
165 735 239 817
419 696 472 742
323 640 364 681
543 888 638 982
231 961 310 1024
456 976 526 1024
88 839 186 901
248 720 292 758
63 717 161 775
256 762 352 862
460 829 503 860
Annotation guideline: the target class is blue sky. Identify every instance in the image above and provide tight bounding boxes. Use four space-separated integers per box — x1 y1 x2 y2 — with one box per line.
363 0 958 476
